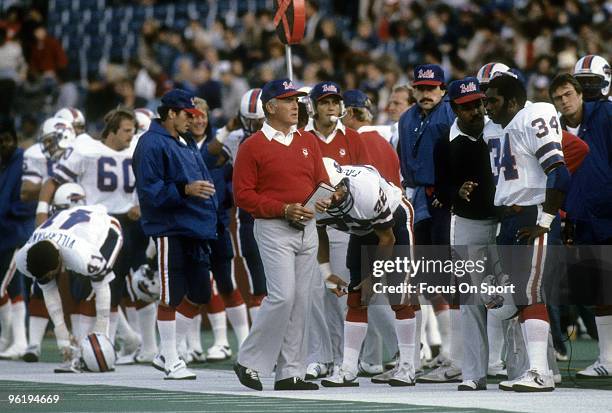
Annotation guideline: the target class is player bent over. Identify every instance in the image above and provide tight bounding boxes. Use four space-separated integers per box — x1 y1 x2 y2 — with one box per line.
316 159 418 387
15 199 123 373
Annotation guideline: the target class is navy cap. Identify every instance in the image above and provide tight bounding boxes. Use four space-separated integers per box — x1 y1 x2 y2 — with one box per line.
161 89 203 116
310 81 342 101
448 77 486 104
412 64 445 86
260 78 307 104
343 89 371 109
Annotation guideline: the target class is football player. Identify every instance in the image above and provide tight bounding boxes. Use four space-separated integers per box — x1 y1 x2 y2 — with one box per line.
54 107 86 136
573 54 611 102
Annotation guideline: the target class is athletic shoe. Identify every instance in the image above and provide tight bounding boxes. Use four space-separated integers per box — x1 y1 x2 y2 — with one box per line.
384 352 399 370
206 344 232 361
388 363 416 387
371 365 399 384
554 374 562 384
152 354 166 372
512 369 554 392
234 362 263 391
134 350 156 364
22 345 40 363
190 350 207 363
555 351 569 362
458 378 487 391
423 353 450 370
576 359 612 378
321 368 359 387
54 346 82 373
164 359 196 380
274 377 319 390
499 376 522 391
358 360 383 376
417 363 462 383
305 362 329 380
0 344 26 360
115 353 137 365
487 362 507 378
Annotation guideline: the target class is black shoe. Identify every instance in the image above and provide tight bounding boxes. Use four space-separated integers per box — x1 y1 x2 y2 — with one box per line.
234 362 263 391
274 377 319 390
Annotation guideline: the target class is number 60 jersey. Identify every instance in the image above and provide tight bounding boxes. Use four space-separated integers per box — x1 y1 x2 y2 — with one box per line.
16 205 123 281
484 102 565 207
53 134 136 214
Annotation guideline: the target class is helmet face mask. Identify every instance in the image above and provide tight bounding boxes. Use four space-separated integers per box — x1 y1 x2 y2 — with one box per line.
39 117 76 161
574 55 611 100
239 115 264 136
326 178 354 218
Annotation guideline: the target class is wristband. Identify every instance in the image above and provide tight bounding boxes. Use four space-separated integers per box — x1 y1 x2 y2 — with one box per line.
283 204 290 220
537 212 555 229
319 262 332 279
36 201 49 214
215 127 230 144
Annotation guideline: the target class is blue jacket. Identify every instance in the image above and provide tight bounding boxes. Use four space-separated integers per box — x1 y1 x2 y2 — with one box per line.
0 148 35 252
133 120 218 240
197 130 232 228
398 100 455 223
564 100 612 242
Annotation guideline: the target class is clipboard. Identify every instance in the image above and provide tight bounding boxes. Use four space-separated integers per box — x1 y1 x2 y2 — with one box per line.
302 181 336 209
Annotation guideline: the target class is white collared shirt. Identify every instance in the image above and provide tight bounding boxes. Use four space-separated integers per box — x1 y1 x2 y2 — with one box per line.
261 121 300 146
304 118 346 144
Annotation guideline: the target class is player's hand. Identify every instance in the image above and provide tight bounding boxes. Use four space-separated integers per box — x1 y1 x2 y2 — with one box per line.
185 180 216 199
36 212 48 227
315 198 331 213
459 181 478 202
562 219 575 246
355 276 374 307
516 225 549 244
326 274 348 297
226 116 241 132
127 205 141 221
285 203 314 222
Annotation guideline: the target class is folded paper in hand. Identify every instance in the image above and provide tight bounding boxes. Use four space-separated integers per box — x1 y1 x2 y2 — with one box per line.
302 181 335 210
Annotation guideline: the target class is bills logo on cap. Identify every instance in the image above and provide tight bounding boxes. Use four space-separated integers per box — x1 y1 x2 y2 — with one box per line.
339 148 346 157
302 148 309 157
322 84 338 93
283 80 295 90
418 69 435 79
459 82 477 94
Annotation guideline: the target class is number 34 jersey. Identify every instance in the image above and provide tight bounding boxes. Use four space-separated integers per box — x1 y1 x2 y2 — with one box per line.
317 165 403 236
484 102 565 207
16 205 123 280
53 134 136 214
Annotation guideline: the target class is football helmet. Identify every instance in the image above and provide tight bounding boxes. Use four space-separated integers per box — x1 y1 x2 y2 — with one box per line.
239 88 264 135
52 183 86 213
39 117 76 161
573 54 611 101
54 107 86 135
134 108 155 135
322 157 354 217
127 264 160 303
477 62 510 88
80 333 116 372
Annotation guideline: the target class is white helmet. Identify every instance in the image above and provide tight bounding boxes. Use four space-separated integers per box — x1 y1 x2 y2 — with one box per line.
52 183 86 212
39 117 76 161
80 333 116 372
134 108 155 134
476 62 510 86
127 264 160 303
322 157 345 186
54 107 86 134
573 54 611 100
239 88 264 135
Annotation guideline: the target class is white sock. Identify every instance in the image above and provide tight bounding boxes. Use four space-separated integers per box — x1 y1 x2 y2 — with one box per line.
117 308 140 343
28 316 49 348
0 301 12 344
80 315 96 340
124 306 141 336
341 321 368 374
157 319 178 367
10 301 27 350
176 311 193 355
414 310 422 369
70 314 82 342
226 304 249 348
595 315 612 364
109 311 119 343
394 318 416 367
449 308 462 368
523 318 550 373
487 313 504 366
249 305 260 323
436 309 450 359
187 314 203 353
207 311 229 347
138 303 158 354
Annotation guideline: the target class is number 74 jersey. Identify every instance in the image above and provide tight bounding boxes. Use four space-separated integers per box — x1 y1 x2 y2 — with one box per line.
484 102 565 207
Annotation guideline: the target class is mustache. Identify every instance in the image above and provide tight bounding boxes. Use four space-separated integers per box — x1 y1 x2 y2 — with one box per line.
419 98 433 103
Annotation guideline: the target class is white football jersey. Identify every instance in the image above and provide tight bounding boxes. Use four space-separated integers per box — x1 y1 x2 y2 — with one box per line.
223 129 247 164
53 134 136 214
22 143 54 185
484 102 564 206
317 165 403 236
16 205 122 280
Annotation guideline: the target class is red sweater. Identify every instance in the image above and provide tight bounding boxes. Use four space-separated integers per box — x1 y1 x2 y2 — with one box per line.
561 130 589 174
304 126 371 166
359 130 401 187
233 130 329 218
